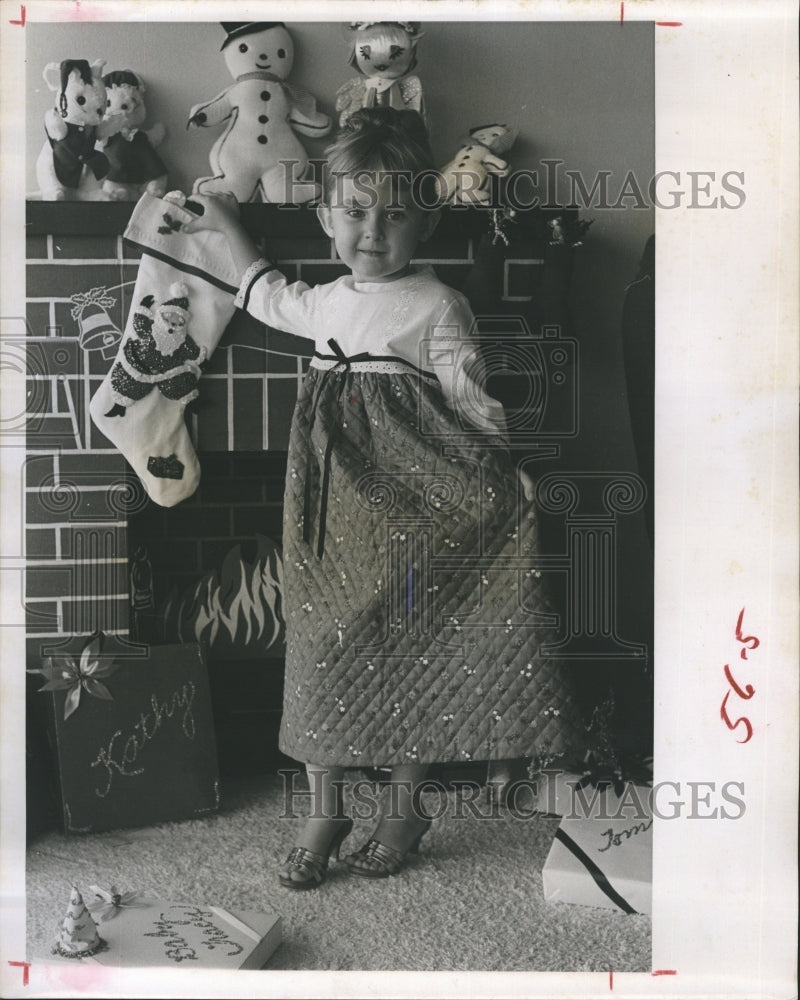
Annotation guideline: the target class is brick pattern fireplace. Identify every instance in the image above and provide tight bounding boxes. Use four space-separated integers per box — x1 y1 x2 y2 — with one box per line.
24 204 565 661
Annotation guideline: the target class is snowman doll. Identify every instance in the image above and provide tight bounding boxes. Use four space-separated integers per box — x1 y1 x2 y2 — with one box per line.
188 22 331 203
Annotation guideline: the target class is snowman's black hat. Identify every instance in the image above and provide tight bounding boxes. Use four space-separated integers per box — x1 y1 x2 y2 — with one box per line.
220 22 286 50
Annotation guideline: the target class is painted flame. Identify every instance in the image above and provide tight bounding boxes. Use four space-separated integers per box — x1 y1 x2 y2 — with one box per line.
163 536 284 651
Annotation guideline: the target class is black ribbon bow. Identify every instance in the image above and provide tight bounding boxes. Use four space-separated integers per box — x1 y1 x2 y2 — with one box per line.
303 338 371 559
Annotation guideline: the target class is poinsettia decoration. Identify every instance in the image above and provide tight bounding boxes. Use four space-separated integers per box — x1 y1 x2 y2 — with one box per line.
28 632 120 721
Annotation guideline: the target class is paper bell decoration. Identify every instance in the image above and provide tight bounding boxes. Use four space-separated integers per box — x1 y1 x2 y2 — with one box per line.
52 885 106 958
71 287 122 361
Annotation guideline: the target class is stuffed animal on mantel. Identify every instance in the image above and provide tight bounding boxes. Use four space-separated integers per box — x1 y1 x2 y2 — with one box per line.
336 22 425 128
35 59 125 201
436 124 519 206
101 70 168 201
188 22 332 203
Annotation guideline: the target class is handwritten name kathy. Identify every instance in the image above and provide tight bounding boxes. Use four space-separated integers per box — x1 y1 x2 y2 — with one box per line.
91 683 197 798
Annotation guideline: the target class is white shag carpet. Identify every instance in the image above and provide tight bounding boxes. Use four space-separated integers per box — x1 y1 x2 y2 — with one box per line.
26 773 651 972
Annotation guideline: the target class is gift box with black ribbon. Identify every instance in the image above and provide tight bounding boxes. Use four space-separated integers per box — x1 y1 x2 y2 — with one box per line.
29 636 219 834
542 782 652 915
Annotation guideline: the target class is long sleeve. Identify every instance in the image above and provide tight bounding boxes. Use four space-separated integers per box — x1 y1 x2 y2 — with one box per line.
425 294 509 444
234 259 320 342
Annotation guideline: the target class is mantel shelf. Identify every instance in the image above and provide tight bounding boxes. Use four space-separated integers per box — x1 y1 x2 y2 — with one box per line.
25 201 575 238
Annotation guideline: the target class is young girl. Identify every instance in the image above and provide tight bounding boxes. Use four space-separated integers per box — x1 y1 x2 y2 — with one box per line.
184 108 583 889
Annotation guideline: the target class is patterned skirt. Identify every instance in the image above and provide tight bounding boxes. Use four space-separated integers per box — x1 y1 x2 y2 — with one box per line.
278 357 585 767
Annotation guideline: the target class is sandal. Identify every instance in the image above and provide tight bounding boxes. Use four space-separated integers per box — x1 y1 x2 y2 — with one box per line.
344 818 432 879
278 818 354 891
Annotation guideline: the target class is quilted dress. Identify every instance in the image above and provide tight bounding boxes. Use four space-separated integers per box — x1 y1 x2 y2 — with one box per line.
235 263 585 767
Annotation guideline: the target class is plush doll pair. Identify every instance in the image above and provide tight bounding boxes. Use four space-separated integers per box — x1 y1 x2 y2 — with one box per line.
36 59 167 201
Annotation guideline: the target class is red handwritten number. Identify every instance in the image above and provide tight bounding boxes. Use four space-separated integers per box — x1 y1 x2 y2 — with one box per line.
735 607 759 659
720 691 754 744
8 961 31 986
723 663 755 700
721 608 758 744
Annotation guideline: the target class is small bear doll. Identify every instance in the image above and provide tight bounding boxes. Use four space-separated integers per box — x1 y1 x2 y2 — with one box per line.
436 123 518 206
335 21 425 128
35 59 125 200
101 70 168 201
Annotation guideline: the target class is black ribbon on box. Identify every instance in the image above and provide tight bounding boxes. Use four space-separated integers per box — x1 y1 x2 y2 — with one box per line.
553 827 638 914
34 640 219 834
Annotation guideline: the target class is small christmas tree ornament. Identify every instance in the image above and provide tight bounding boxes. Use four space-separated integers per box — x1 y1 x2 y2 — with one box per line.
52 885 106 958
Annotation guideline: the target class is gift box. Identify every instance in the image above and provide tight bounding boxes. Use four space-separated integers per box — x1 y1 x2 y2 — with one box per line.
542 782 652 915
32 638 219 833
51 895 282 970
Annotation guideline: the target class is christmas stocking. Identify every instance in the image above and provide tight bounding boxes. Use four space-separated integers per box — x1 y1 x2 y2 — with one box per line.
89 191 240 506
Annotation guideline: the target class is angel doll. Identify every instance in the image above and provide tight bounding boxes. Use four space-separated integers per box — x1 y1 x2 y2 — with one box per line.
335 21 425 128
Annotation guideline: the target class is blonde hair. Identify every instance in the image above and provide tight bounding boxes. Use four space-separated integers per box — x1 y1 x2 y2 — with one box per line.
322 108 437 205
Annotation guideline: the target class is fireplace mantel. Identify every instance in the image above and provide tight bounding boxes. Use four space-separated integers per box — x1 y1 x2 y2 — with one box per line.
26 201 573 238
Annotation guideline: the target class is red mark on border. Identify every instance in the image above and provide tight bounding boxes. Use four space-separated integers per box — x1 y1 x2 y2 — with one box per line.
609 967 614 989
655 21 682 26
652 969 678 976
620 2 624 25
9 4 26 25
8 961 31 986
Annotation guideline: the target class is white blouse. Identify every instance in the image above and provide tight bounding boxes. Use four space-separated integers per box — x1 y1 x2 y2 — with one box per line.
234 261 509 439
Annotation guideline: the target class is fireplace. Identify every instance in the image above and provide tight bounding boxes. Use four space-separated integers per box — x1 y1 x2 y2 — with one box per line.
126 451 290 774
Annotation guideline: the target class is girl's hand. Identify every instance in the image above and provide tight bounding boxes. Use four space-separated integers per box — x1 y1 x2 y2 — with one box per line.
518 468 536 501
181 192 240 235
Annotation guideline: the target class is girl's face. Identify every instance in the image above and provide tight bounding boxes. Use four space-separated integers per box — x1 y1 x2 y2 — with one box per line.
317 175 438 283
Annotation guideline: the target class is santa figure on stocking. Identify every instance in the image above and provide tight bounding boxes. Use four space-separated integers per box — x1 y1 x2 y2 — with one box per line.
105 283 206 417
